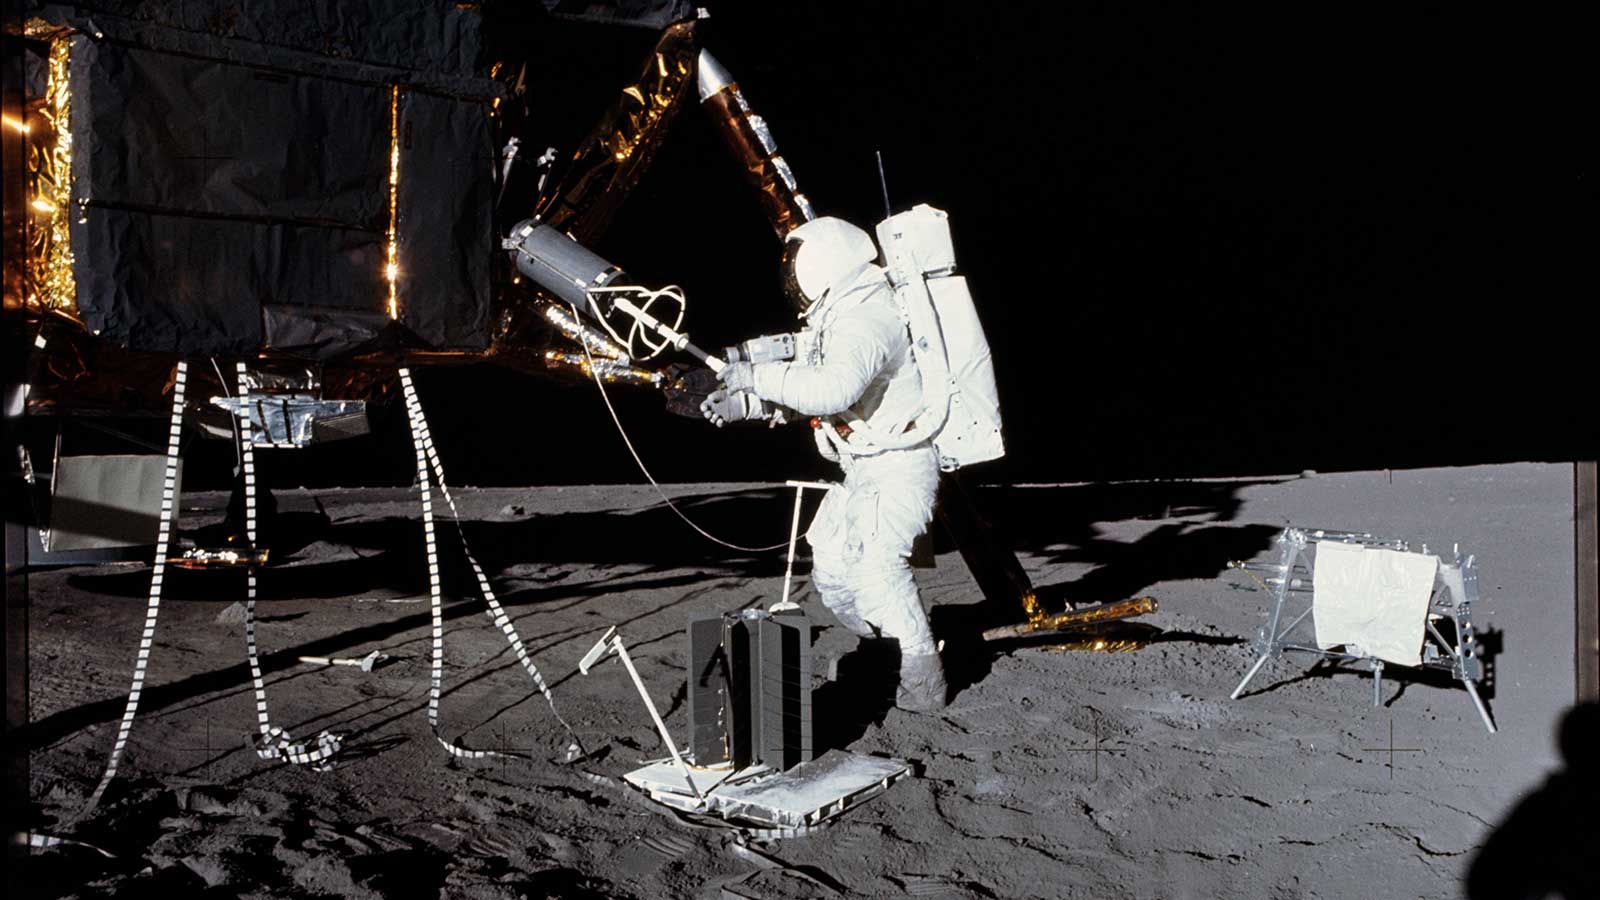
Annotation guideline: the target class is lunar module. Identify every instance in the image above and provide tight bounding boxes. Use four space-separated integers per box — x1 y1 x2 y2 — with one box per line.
5 1 1050 815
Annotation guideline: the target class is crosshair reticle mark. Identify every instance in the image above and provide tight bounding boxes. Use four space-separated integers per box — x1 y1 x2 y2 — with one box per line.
176 123 235 189
494 721 524 778
1064 707 1127 782
173 719 230 774
1361 716 1423 780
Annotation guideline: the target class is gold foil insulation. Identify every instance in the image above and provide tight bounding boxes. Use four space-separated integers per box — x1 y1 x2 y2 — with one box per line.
698 61 815 239
1039 622 1164 654
24 37 79 319
170 547 271 570
22 322 183 414
982 596 1159 641
1020 590 1047 622
385 85 401 320
541 301 630 361
533 20 697 243
543 350 664 388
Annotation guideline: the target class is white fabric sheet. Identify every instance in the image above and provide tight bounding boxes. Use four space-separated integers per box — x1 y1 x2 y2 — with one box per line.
1312 541 1438 666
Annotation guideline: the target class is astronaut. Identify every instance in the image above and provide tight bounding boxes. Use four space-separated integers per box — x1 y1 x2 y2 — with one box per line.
701 216 948 713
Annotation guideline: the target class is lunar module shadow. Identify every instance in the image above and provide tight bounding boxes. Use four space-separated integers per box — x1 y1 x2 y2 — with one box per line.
810 479 1278 749
929 480 1280 701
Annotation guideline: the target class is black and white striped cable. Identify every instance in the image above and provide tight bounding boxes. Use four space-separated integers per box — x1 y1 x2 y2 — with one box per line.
398 368 586 761
73 360 188 819
235 361 342 769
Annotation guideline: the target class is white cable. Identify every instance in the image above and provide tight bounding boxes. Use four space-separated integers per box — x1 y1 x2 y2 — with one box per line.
210 357 233 396
570 302 788 554
14 831 115 858
210 356 242 468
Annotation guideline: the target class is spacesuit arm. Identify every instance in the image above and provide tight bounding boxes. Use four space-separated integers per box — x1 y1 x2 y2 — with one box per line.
747 306 897 416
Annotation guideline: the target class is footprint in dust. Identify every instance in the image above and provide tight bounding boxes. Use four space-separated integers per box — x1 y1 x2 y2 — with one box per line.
637 831 696 860
891 873 1000 898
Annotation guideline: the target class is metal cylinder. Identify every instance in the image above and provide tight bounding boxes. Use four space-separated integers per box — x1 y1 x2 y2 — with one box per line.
508 220 625 312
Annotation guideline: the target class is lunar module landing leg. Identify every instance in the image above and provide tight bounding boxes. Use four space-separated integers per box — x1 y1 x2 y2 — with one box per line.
696 49 1043 626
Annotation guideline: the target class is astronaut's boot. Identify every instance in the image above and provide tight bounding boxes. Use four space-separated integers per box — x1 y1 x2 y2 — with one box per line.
896 650 949 714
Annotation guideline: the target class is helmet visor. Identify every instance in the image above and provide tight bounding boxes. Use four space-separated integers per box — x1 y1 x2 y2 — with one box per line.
780 238 809 314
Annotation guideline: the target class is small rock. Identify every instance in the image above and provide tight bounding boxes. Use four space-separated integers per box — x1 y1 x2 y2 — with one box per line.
499 504 527 517
215 602 248 625
180 855 230 887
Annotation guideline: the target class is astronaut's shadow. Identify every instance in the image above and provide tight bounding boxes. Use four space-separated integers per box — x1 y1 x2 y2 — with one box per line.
812 641 901 750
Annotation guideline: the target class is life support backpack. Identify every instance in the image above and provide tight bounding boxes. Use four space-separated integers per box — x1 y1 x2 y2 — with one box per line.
830 204 1005 471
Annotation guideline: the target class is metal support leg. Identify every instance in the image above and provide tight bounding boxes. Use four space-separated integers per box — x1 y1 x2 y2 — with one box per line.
1427 617 1497 733
1232 536 1304 701
936 472 1039 617
775 481 830 612
580 627 703 801
612 639 703 800
1231 653 1272 700
1462 677 1497 734
1371 658 1384 707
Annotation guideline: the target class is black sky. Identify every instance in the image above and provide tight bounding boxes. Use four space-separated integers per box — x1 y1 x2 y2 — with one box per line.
232 3 1593 489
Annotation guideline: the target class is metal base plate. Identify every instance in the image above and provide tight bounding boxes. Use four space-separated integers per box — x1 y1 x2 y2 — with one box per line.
623 749 910 829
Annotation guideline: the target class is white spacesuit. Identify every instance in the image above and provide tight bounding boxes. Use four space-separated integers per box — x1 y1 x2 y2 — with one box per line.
705 217 949 712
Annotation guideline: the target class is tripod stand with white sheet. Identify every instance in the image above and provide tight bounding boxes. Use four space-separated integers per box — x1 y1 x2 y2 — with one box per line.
1228 527 1496 733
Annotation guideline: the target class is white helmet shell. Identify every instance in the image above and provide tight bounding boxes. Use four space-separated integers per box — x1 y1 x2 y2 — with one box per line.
783 217 878 314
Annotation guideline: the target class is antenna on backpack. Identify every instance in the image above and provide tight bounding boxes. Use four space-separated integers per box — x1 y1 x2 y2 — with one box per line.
875 150 892 221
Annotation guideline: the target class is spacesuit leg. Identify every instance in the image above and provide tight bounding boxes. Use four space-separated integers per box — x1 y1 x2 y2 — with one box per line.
806 446 948 712
807 485 877 638
845 557 945 713
810 561 876 638
849 561 936 656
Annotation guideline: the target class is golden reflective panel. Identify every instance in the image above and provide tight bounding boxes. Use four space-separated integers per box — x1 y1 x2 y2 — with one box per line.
1020 589 1047 622
532 21 698 244
541 302 629 361
1038 622 1164 654
543 350 663 388
983 596 1159 641
700 83 813 239
385 85 402 320
26 37 79 320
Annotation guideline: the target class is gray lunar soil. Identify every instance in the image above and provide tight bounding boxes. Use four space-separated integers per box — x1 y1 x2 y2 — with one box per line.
20 462 1583 899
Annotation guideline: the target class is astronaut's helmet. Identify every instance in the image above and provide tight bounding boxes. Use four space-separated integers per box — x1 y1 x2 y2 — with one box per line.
780 217 879 317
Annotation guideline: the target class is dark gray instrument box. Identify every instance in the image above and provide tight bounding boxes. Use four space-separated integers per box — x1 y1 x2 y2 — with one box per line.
686 609 812 771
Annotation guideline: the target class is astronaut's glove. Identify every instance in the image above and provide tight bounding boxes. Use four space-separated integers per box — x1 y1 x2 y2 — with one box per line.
716 361 757 394
700 388 768 428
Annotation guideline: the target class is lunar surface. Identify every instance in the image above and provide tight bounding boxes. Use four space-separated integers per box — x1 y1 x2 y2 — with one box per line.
19 463 1582 898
